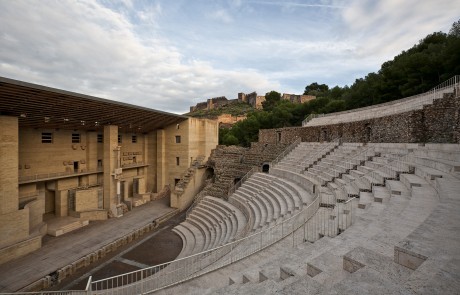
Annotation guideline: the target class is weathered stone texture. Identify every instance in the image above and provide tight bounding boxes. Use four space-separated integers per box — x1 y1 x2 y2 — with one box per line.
259 93 460 144
202 142 288 199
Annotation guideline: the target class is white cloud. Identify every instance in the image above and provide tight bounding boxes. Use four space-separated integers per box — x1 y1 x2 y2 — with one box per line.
209 9 234 23
1 0 459 113
0 0 274 113
341 0 460 60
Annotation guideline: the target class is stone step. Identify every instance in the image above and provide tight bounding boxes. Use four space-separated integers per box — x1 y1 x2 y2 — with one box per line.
343 246 412 283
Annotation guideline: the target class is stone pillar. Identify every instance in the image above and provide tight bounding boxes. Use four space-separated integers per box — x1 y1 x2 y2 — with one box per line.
156 129 166 190
147 132 157 192
86 131 98 171
0 116 19 214
55 190 68 217
103 125 118 210
142 133 148 177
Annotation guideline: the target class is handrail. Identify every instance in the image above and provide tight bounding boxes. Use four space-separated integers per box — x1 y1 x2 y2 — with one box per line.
297 137 342 169
185 190 207 217
302 75 460 126
270 136 301 167
19 167 103 183
91 185 323 294
227 166 259 197
89 143 332 294
187 138 301 218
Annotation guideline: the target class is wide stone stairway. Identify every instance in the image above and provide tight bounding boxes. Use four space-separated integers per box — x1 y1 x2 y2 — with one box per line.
156 141 460 295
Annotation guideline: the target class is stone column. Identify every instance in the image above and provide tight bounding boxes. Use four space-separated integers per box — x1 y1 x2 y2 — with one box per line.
147 132 157 192
156 129 166 191
103 125 118 210
0 116 19 214
86 131 98 171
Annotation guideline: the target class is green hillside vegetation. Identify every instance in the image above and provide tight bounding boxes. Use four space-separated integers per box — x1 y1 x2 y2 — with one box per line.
187 101 254 118
220 19 460 147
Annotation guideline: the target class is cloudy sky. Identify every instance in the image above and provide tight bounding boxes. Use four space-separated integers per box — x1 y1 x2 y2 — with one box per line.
0 0 459 114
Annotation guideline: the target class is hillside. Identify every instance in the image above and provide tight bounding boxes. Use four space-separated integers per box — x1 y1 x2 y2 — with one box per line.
218 19 460 147
186 101 254 119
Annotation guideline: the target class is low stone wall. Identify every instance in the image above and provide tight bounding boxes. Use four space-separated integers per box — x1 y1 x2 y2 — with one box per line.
259 93 460 144
270 168 315 195
0 234 42 266
20 209 179 292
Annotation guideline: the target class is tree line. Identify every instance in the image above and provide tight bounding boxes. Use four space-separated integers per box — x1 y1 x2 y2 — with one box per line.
220 19 460 147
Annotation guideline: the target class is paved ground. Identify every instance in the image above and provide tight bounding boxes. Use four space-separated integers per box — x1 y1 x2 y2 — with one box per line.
0 198 176 292
58 211 185 290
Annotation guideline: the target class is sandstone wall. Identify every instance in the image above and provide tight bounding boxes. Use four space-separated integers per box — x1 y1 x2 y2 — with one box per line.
75 188 99 211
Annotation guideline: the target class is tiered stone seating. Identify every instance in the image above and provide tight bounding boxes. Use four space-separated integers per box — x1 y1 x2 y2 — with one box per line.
173 195 248 257
172 142 319 258
163 142 460 295
303 86 454 127
276 142 331 173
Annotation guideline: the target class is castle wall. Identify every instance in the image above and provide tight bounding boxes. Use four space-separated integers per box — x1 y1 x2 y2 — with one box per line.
217 114 247 127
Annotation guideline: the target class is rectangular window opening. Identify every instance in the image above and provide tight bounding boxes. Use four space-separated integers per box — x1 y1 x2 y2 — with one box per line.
132 135 137 143
176 157 180 166
72 133 81 143
175 135 181 143
97 134 103 143
42 132 53 143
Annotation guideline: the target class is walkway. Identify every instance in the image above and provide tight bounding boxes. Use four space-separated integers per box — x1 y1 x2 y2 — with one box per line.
0 198 175 292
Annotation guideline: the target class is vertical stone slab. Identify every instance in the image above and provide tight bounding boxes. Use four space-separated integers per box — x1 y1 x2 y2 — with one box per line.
103 125 118 210
0 116 19 214
142 133 148 177
147 132 157 192
86 131 98 171
156 129 166 190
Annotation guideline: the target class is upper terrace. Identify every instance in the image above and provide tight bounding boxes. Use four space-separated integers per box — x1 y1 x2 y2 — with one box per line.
302 76 460 127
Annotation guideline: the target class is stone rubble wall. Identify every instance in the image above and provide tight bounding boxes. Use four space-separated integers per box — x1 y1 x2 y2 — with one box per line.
259 92 460 144
202 143 289 200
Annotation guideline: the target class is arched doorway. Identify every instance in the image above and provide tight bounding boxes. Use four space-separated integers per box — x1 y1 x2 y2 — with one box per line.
365 124 372 142
204 167 215 181
262 163 270 173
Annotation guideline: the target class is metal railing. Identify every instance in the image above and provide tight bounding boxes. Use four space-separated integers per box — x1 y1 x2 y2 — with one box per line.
187 137 302 218
19 168 103 183
302 75 460 127
185 190 207 217
88 141 361 294
227 166 260 197
270 137 301 167
89 186 325 294
302 113 324 126
0 292 88 295
120 162 148 168
6 142 361 295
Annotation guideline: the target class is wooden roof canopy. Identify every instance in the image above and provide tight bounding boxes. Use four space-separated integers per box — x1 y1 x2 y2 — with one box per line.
0 76 187 132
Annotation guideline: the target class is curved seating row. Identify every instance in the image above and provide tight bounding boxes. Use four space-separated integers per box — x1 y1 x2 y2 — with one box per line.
173 196 247 258
164 142 460 295
304 87 453 127
173 168 316 258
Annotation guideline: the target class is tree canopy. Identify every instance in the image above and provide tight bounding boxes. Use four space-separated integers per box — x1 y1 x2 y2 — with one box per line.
219 19 460 147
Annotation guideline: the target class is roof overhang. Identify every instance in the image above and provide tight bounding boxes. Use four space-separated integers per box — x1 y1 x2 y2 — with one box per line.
0 76 188 133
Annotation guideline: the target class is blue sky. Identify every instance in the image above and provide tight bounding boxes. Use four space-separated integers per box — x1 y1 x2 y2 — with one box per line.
0 0 459 114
